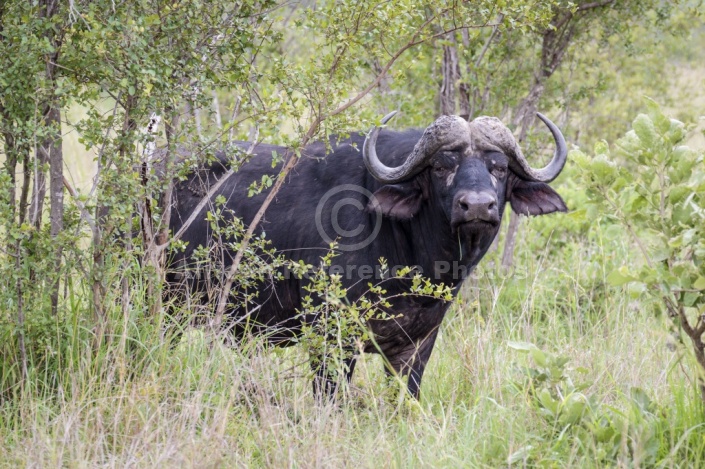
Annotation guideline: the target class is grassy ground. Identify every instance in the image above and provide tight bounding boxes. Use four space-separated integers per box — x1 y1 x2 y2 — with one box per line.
1 221 703 468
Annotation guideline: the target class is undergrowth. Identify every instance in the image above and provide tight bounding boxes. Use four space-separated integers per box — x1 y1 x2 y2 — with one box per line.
1 220 704 467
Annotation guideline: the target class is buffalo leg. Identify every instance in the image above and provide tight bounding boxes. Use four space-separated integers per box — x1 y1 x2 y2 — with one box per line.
162 273 192 348
385 328 439 399
311 353 357 400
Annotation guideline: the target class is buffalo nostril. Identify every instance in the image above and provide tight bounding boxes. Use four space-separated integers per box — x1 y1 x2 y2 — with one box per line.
454 191 499 223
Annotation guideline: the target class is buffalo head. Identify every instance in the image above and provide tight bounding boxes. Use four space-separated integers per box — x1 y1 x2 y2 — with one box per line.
363 112 567 258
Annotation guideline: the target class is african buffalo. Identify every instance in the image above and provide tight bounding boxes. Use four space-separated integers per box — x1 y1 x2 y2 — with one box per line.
166 112 568 399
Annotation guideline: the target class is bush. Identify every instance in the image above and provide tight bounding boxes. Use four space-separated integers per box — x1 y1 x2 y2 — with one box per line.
575 98 705 403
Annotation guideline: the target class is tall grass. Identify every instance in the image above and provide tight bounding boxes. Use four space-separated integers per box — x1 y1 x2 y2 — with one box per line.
1 219 704 468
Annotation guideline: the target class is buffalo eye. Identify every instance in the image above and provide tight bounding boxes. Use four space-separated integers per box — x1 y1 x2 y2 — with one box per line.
433 165 448 176
431 153 458 175
486 153 509 180
490 166 507 179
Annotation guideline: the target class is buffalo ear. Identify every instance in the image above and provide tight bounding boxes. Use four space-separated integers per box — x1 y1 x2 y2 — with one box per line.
368 182 425 219
509 177 567 216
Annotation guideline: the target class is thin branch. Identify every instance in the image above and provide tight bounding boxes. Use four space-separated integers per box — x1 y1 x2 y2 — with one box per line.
475 14 504 69
15 239 27 382
678 303 695 336
696 314 705 337
212 91 222 130
324 16 469 121
603 195 654 269
63 175 98 237
164 135 259 249
213 146 297 326
228 96 242 143
577 0 615 11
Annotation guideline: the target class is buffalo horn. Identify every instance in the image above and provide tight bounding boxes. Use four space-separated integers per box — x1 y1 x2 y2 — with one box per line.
508 112 567 183
363 112 472 184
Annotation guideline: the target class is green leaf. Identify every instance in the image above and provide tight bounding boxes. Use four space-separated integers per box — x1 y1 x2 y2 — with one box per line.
632 114 658 149
507 446 534 465
507 341 534 352
607 267 638 286
560 394 587 425
594 140 610 156
589 154 618 182
666 119 686 145
684 292 700 307
630 387 654 413
530 346 548 367
693 277 705 291
644 97 671 134
538 388 558 415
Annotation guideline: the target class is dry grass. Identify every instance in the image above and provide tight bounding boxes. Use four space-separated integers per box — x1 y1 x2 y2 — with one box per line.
0 248 698 468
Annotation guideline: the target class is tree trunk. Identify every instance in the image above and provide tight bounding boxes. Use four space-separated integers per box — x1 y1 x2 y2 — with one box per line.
1 127 18 224
30 150 48 228
45 98 63 316
15 239 28 382
19 153 31 225
39 0 65 316
212 91 222 130
501 79 545 269
501 8 578 269
440 36 459 116
146 107 178 317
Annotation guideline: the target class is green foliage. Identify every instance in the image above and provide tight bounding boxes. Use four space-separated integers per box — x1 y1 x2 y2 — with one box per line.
509 341 591 427
576 99 705 402
576 100 705 310
510 342 662 465
293 248 452 387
